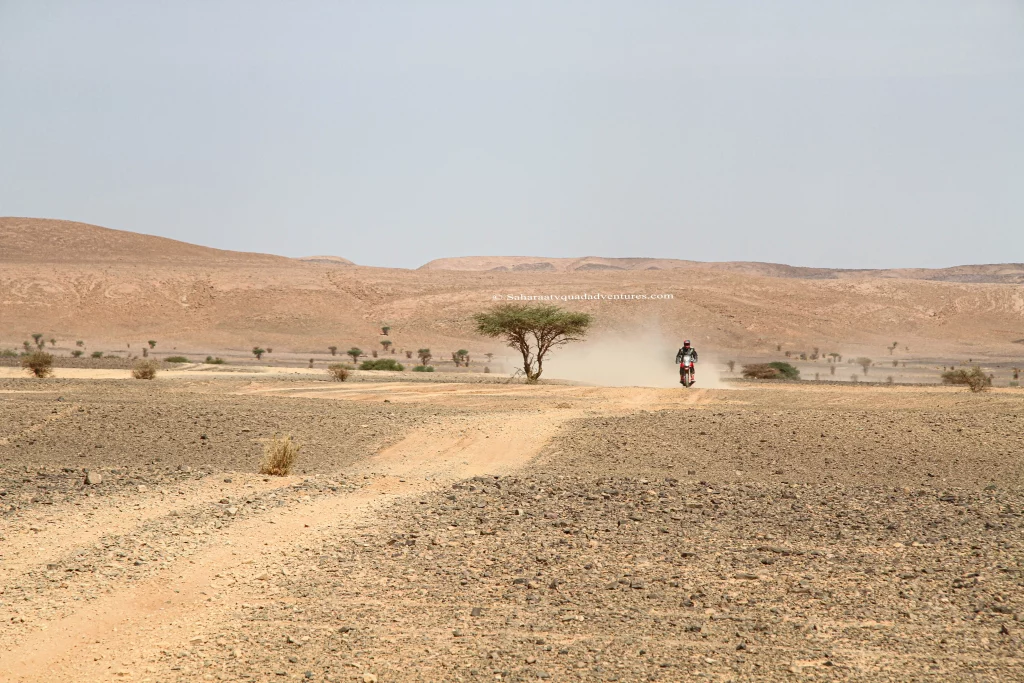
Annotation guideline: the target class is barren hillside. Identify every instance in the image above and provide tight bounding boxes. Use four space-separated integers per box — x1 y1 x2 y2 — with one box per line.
2 218 1023 357
420 255 1024 283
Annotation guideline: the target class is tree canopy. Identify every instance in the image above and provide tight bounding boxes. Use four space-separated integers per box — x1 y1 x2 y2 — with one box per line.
474 304 592 382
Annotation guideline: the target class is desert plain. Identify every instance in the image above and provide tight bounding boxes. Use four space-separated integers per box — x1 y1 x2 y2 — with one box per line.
1 218 1023 682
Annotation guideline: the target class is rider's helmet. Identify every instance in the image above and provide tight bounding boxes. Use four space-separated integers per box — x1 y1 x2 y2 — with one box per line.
683 340 691 348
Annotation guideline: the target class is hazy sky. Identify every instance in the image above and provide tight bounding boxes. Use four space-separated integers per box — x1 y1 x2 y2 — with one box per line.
2 1 1022 269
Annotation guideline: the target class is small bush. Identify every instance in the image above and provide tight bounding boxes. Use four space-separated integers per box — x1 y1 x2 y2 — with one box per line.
165 356 190 363
90 351 103 358
412 365 435 372
359 358 404 371
484 366 491 373
0 349 17 358
22 351 54 377
726 360 735 372
405 350 413 359
132 359 159 380
205 356 225 364
76 340 85 347
148 340 157 349
70 350 83 358
886 375 894 384
741 362 799 380
260 435 300 476
942 366 991 392
327 363 351 381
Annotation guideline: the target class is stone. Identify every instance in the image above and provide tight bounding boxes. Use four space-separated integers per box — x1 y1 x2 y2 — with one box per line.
84 471 102 486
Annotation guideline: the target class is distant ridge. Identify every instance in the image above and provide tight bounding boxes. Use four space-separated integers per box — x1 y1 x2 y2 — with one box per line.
418 255 1024 284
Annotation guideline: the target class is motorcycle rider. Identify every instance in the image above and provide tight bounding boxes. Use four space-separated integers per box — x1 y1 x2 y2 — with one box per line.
675 340 698 384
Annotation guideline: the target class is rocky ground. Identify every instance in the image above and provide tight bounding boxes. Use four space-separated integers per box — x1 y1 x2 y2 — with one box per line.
0 378 1021 682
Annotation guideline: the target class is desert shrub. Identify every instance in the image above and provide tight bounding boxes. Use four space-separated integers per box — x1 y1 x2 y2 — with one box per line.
412 365 435 372
742 364 778 379
70 350 83 358
381 324 391 335
205 356 225 364
147 340 157 349
267 348 273 353
165 356 190 363
942 366 991 392
371 349 378 358
91 351 103 358
741 362 799 380
886 375 894 384
359 358 404 371
769 361 800 379
830 365 835 376
892 359 898 367
260 435 300 476
0 349 17 358
328 345 338 356
856 357 873 375
131 359 159 380
327 363 351 381
252 347 265 360
405 350 413 359
49 338 56 347
726 360 735 372
21 351 54 378
76 340 85 347
799 352 807 361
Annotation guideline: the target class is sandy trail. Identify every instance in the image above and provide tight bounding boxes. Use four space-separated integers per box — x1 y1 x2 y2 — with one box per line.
0 383 697 682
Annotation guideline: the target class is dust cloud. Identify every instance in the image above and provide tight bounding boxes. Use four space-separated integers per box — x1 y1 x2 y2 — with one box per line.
544 332 729 388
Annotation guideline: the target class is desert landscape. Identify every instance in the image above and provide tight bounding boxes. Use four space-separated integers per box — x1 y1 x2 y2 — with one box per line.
1 218 1023 682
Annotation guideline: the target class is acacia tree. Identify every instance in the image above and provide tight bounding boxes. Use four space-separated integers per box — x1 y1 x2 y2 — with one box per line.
347 347 362 364
381 340 392 352
857 357 873 375
417 348 432 366
474 304 592 382
328 345 338 356
252 347 266 360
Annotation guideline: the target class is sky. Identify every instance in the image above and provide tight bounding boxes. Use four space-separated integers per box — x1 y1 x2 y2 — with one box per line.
1 1 1022 269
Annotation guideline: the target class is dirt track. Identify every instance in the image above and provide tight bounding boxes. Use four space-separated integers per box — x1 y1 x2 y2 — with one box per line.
1 378 1022 682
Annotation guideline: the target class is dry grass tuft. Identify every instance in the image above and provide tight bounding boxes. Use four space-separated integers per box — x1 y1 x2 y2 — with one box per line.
327 363 351 381
260 434 300 476
131 359 159 380
21 350 54 378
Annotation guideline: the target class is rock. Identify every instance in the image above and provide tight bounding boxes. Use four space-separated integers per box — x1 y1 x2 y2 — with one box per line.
362 674 377 683
471 607 483 617
226 507 238 516
84 471 102 485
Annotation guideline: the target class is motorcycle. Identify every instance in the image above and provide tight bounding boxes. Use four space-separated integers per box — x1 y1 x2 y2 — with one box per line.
680 353 695 387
